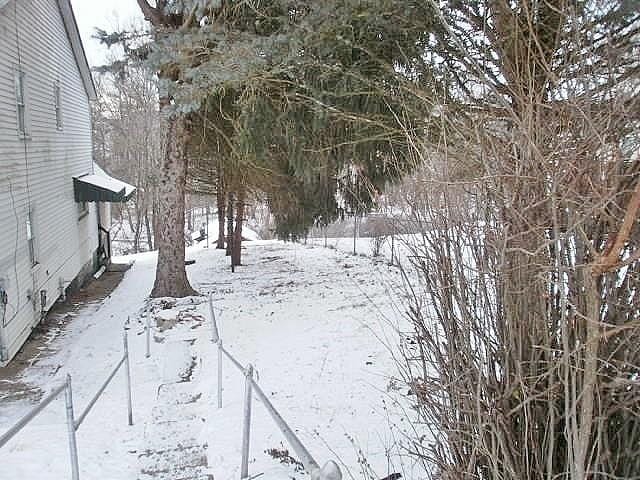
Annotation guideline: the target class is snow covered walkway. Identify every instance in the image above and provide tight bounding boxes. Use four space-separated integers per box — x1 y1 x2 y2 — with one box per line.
137 304 212 480
0 240 414 480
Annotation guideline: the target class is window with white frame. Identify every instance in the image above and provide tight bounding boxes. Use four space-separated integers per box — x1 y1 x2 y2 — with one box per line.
15 70 27 137
54 80 62 130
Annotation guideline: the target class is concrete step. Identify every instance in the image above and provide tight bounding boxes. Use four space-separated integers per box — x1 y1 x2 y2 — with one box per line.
139 443 209 479
139 469 213 480
152 403 204 423
156 382 203 405
143 417 205 447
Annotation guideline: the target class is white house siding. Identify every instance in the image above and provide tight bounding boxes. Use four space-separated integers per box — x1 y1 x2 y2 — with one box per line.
0 0 98 364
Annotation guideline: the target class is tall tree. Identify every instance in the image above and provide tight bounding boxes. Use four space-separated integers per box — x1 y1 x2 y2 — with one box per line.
180 1 431 240
133 1 431 272
135 0 197 297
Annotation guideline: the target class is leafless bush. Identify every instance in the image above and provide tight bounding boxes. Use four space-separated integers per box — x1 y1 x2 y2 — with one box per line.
93 62 161 253
390 4 640 479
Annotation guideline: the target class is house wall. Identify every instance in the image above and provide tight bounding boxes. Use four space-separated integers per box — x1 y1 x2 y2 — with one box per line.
0 0 97 364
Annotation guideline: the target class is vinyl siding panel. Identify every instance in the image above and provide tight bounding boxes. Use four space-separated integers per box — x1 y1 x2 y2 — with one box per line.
0 0 98 364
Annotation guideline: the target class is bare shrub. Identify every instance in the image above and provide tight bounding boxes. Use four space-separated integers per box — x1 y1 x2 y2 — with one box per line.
391 3 640 479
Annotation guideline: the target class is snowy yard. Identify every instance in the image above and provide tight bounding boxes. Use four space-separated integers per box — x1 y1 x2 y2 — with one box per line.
0 240 419 480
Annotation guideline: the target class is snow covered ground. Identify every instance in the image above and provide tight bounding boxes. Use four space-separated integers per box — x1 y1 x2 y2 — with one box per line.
112 214 261 255
306 234 411 267
0 240 422 480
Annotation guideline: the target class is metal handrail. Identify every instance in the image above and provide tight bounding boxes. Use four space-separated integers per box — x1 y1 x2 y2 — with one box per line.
0 381 67 449
0 328 134 480
248 371 320 473
0 375 79 478
74 354 126 430
208 294 342 480
240 365 254 478
220 342 247 374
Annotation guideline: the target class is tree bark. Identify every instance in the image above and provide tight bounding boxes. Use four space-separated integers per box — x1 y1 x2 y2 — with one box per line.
226 193 234 256
144 208 153 251
150 113 197 298
134 209 142 253
152 192 160 250
232 192 245 267
135 0 196 298
216 165 226 249
186 196 193 232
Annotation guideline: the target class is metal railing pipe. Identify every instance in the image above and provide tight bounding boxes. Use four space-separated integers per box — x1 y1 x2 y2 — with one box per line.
74 355 126 430
145 316 151 359
240 364 254 479
0 382 67 449
0 325 140 480
123 329 133 426
248 375 320 473
64 374 80 480
209 304 342 480
220 344 246 374
209 294 219 343
217 339 223 409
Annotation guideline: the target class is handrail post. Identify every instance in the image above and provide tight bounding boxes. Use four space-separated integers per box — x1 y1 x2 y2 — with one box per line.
248 375 321 473
209 293 219 343
217 339 223 409
64 374 80 480
312 460 343 480
145 316 151 359
211 294 223 408
240 364 254 479
123 329 133 426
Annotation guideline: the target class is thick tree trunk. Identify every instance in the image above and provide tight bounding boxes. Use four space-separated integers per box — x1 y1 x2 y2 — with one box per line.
216 167 226 249
151 113 197 298
144 209 153 251
186 196 193 232
226 193 234 256
205 204 210 248
232 192 245 267
125 204 137 252
134 213 142 253
217 200 226 249
152 187 160 248
352 214 358 255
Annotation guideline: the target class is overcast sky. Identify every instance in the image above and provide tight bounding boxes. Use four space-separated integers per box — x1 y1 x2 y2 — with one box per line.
70 0 143 67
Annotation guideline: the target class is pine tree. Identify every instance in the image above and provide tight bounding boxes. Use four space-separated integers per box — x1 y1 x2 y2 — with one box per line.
134 1 434 271
176 0 434 239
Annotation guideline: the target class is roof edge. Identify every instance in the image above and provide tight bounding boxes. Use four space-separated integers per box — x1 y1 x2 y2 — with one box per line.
56 0 97 101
